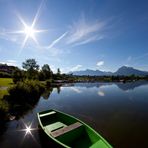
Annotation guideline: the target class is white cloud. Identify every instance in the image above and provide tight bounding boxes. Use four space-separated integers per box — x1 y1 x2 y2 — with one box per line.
47 32 68 49
74 35 104 46
70 65 82 71
50 65 57 73
0 27 20 43
97 61 104 66
0 60 17 66
66 15 105 46
35 32 68 58
98 90 105 96
70 87 82 93
125 53 148 68
126 53 148 64
127 56 132 62
47 47 63 57
134 53 148 61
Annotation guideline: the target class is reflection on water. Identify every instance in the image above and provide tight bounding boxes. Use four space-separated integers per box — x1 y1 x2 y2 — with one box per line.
70 87 83 93
73 80 148 91
41 88 53 100
98 90 105 96
116 80 148 91
0 80 148 148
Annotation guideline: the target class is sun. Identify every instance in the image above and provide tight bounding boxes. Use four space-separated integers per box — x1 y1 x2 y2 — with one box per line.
18 17 47 48
9 1 47 54
24 26 35 38
14 15 47 49
12 1 47 50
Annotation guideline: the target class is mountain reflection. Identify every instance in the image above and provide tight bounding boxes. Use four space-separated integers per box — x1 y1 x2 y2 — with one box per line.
115 80 148 91
71 81 148 91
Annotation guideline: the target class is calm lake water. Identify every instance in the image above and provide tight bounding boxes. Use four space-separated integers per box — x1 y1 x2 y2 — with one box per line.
0 81 148 148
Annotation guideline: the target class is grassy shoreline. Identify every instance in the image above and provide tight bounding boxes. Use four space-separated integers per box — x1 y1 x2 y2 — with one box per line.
0 78 13 99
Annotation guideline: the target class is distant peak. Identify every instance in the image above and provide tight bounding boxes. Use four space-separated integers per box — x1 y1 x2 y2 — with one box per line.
70 65 148 76
119 66 134 69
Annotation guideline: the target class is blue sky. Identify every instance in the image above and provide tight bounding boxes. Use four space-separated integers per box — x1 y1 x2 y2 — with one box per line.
0 0 148 73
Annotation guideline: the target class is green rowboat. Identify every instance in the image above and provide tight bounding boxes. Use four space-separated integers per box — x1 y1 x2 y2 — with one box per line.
37 109 112 148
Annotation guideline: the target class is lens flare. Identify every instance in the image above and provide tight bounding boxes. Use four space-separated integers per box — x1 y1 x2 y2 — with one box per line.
17 120 39 146
25 126 31 134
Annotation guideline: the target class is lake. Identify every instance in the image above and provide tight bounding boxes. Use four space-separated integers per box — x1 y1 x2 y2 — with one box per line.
0 81 148 148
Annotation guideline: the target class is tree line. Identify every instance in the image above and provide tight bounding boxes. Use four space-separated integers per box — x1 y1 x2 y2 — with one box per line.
1 58 148 83
13 59 62 83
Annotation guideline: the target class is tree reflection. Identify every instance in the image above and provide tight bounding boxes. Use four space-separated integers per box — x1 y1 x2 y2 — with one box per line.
0 109 8 138
57 86 61 94
41 87 53 100
4 93 40 120
0 83 53 139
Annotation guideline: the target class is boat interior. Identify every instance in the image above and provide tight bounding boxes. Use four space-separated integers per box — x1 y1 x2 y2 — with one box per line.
38 110 108 148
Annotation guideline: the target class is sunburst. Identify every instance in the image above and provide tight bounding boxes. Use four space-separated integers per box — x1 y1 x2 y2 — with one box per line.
24 26 36 38
11 1 47 51
17 120 39 145
17 15 47 48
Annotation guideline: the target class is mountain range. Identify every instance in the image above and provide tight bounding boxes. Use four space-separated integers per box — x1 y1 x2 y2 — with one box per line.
70 66 148 76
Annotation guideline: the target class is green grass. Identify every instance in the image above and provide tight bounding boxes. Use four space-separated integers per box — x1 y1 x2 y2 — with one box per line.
0 78 13 99
0 78 13 87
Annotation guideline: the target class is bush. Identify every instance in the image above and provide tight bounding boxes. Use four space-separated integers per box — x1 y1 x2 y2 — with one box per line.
8 80 45 103
0 72 11 78
12 69 24 83
46 79 52 87
0 99 9 112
